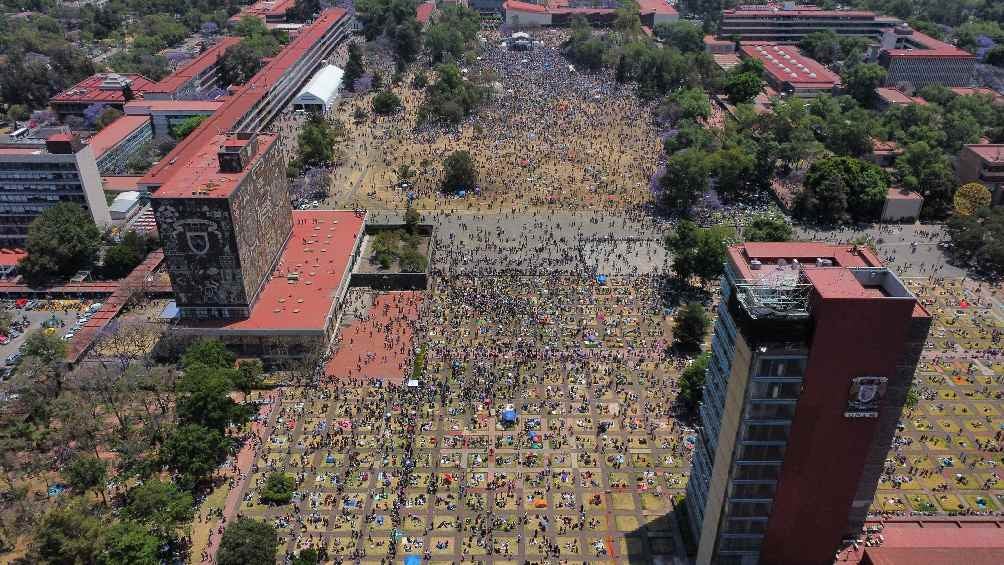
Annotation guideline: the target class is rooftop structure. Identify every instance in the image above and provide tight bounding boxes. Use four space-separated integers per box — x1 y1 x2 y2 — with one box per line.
154 133 278 199
230 0 297 26
839 518 1004 564
738 42 841 96
143 37 240 100
50 73 156 121
140 8 350 193
688 241 930 565
875 86 927 108
881 187 923 222
949 87 1004 104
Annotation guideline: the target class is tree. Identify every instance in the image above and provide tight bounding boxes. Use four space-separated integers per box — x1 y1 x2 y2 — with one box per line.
744 214 793 242
259 473 296 505
297 115 338 167
986 45 1004 68
663 119 714 154
5 104 29 122
954 182 992 216
372 90 402 115
101 243 142 280
795 156 888 224
181 338 236 371
917 163 956 220
21 329 68 366
98 520 159 565
288 0 321 22
29 501 104 564
122 479 194 545
391 19 422 64
176 364 248 433
659 87 710 123
678 351 710 412
673 302 710 352
712 145 757 198
800 30 841 64
404 205 421 234
218 43 264 86
217 517 278 565
844 63 887 107
659 148 708 210
170 115 207 140
654 21 703 53
666 221 731 284
160 424 231 489
442 150 477 193
233 359 264 398
343 43 365 92
62 455 107 504
18 203 102 286
723 71 763 104
418 63 486 125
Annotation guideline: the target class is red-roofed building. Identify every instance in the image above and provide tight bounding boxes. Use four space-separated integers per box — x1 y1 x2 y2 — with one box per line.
687 241 931 565
881 187 923 221
874 86 927 109
739 42 841 97
949 86 1004 105
504 0 676 28
140 8 351 194
879 24 976 87
144 37 240 100
416 1 436 25
50 73 156 122
230 0 298 26
85 115 153 174
124 99 225 137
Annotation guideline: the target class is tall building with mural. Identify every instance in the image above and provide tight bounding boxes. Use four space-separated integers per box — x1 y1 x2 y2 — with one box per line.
685 242 932 565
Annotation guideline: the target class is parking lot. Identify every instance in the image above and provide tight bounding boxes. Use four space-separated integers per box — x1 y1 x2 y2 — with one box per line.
0 300 102 376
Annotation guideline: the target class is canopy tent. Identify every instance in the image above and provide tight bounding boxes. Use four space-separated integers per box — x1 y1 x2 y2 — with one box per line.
501 409 517 424
293 65 345 113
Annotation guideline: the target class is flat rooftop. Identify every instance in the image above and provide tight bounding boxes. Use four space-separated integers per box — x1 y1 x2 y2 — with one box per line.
729 242 883 281
723 4 878 18
884 30 975 58
152 133 277 199
740 42 840 88
85 115 151 159
964 144 1004 163
125 100 225 114
51 73 156 104
203 210 364 333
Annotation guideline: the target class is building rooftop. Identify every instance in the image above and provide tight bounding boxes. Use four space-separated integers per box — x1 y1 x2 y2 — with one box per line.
729 242 883 281
295 64 344 106
0 249 26 267
887 187 922 200
152 133 276 199
950 87 1004 104
85 115 151 159
884 30 975 59
964 144 1004 163
876 87 926 106
635 0 678 16
739 42 841 88
503 0 547 13
230 0 297 23
101 176 143 192
723 4 878 18
206 210 364 333
140 8 348 190
51 73 156 105
145 37 240 95
124 100 225 114
416 1 436 23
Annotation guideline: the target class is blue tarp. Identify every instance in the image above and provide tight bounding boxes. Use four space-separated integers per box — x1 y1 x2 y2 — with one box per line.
404 555 421 565
502 409 517 423
596 275 607 284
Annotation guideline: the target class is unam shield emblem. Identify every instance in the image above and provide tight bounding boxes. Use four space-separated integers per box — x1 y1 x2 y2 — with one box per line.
186 231 210 255
858 383 879 404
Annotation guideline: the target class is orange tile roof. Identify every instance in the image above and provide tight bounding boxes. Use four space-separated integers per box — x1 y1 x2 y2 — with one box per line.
214 210 364 333
416 1 436 23
124 100 225 113
101 176 143 192
51 74 156 104
86 115 151 159
152 133 277 198
740 42 840 88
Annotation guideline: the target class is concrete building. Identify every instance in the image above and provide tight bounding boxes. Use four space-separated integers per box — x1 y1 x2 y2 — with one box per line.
503 0 677 28
878 25 976 88
229 0 298 27
152 133 290 320
108 190 141 221
50 73 156 122
738 42 841 97
881 188 923 222
0 133 112 245
686 242 931 565
958 144 1004 205
292 65 344 114
86 115 153 175
720 3 898 42
143 37 240 100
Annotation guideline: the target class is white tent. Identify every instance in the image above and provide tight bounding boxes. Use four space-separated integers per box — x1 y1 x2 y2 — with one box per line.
293 65 345 113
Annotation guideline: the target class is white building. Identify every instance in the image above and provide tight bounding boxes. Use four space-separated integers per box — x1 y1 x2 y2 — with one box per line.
109 191 142 221
0 133 111 246
293 65 345 114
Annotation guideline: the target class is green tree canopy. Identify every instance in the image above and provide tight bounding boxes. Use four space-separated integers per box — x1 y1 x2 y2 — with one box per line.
666 221 732 284
29 500 104 564
654 20 704 53
343 43 365 92
21 329 67 365
659 148 709 211
259 472 296 505
744 214 793 242
98 520 159 565
372 90 402 115
673 302 710 352
18 203 102 286
217 517 279 565
795 156 889 224
122 478 195 544
843 63 887 107
182 338 236 371
678 351 710 412
441 150 477 193
62 455 108 502
723 71 763 105
160 424 231 490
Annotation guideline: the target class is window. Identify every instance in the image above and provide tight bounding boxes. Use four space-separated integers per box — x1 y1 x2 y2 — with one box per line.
737 443 786 462
729 482 776 500
745 401 797 421
756 357 807 378
742 422 790 443
726 500 772 518
749 381 801 400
